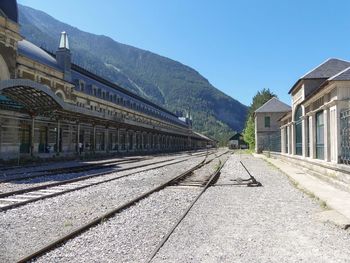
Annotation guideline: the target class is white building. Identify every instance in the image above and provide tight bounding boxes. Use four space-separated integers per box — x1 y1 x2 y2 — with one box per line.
279 58 350 181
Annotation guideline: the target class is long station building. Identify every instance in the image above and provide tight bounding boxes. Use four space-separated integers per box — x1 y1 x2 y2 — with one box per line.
0 1 213 160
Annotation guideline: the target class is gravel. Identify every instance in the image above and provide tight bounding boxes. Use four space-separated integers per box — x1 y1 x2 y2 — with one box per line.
0 156 204 263
152 153 350 263
0 154 199 194
0 150 205 180
35 187 201 263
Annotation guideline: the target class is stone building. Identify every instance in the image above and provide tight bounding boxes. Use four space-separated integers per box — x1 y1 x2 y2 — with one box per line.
280 58 350 165
0 0 212 160
254 97 291 153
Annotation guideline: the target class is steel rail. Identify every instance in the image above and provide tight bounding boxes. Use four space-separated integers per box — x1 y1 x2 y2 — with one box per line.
0 149 210 172
146 154 229 263
0 157 205 211
0 157 146 183
0 151 212 183
0 152 211 198
16 151 224 263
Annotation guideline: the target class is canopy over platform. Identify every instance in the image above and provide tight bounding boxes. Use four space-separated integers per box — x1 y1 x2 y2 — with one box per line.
0 79 65 114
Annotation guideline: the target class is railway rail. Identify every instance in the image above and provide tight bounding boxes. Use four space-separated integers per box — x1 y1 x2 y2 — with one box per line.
146 155 229 262
0 150 211 183
0 151 216 211
0 149 209 173
15 150 228 263
0 157 146 182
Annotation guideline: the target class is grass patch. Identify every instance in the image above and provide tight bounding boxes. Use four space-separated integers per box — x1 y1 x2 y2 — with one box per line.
64 221 73 227
214 160 222 171
234 149 254 155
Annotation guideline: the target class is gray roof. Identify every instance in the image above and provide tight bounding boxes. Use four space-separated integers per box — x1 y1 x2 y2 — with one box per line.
329 66 350 81
18 40 60 70
289 58 350 94
255 97 291 113
301 58 350 79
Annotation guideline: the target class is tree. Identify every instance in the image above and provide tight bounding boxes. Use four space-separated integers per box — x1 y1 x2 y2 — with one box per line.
243 88 276 149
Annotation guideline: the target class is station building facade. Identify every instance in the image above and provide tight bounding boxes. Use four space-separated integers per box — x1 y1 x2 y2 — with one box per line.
0 1 212 160
278 58 350 182
254 97 291 153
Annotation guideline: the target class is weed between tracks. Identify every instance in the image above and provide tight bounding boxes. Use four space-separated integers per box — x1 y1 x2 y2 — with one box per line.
213 161 222 171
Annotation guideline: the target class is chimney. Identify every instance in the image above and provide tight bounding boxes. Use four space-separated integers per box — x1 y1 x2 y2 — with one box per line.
56 31 71 81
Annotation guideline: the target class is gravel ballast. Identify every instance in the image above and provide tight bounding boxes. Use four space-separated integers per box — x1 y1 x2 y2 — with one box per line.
0 156 205 263
152 154 350 263
35 187 201 263
0 153 203 194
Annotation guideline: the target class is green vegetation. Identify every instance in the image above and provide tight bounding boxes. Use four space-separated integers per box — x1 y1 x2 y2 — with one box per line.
242 88 276 149
18 5 247 143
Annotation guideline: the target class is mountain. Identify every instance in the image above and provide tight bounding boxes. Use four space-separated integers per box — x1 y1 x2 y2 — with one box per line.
18 5 247 144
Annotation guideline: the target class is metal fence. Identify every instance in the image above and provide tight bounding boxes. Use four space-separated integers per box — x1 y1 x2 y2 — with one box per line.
341 109 350 164
261 132 281 153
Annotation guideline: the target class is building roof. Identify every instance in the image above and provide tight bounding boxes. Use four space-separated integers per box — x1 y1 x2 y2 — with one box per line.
328 66 350 81
301 58 350 79
254 97 291 113
288 58 350 94
193 131 213 142
17 39 188 127
229 133 242 141
18 40 61 70
0 0 18 23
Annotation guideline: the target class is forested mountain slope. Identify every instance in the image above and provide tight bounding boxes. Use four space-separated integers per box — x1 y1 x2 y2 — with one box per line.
18 5 247 143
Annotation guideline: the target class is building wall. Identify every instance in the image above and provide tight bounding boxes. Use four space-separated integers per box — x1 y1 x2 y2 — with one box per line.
0 3 212 161
281 81 350 165
255 111 286 153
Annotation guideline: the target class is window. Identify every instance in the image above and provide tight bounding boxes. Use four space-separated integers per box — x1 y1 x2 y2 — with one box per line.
295 105 303 156
316 111 324 160
264 116 270 128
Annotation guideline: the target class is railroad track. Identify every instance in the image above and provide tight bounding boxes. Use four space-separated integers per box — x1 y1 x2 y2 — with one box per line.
15 150 227 263
0 150 211 183
0 149 209 173
0 157 147 183
0 151 217 211
147 154 229 262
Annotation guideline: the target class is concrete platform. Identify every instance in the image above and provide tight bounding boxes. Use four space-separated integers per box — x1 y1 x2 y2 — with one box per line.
254 153 350 229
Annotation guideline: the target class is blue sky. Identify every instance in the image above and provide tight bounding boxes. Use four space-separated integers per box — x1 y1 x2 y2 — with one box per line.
18 0 350 106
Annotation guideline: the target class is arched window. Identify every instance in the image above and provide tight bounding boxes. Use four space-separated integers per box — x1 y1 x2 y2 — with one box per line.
295 105 303 155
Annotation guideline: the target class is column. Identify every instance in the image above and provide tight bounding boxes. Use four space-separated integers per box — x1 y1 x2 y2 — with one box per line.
141 132 144 151
329 105 339 163
133 131 136 151
77 122 80 154
105 127 109 152
302 117 307 158
287 125 290 154
291 124 295 155
324 108 330 162
93 125 96 153
56 119 60 154
281 128 285 154
309 115 315 159
31 116 35 156
126 130 129 152
117 128 120 152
